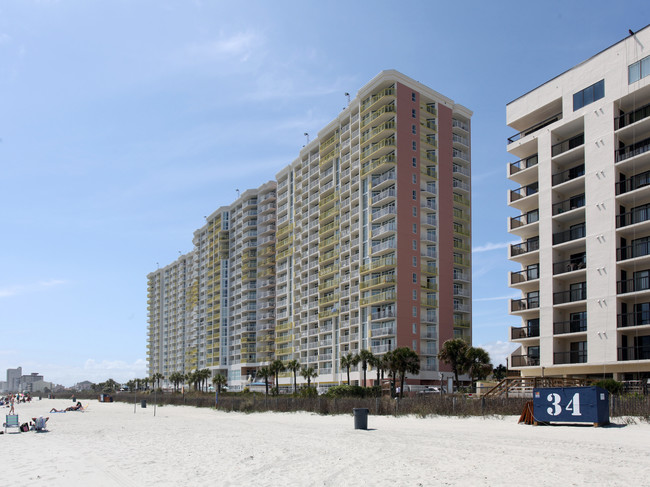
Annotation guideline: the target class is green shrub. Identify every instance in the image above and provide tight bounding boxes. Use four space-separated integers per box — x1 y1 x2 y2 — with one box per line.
325 385 366 398
299 386 318 398
594 379 624 396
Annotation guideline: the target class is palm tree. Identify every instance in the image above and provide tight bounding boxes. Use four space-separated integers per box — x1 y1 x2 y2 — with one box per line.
383 350 399 396
340 352 359 385
212 374 227 393
358 349 375 387
300 366 318 388
169 372 183 392
466 347 492 391
285 359 301 393
152 372 164 390
438 338 470 391
257 367 271 397
199 369 211 392
369 353 384 388
492 364 507 381
393 347 421 398
269 359 285 393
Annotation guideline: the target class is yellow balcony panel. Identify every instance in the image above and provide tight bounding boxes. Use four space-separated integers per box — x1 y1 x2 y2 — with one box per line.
360 274 396 290
318 293 340 306
319 264 340 278
361 152 396 177
319 191 340 208
360 289 396 306
421 166 438 179
318 309 338 319
361 85 395 113
276 321 293 332
318 277 340 291
360 255 397 274
421 297 439 308
360 119 396 145
361 136 395 164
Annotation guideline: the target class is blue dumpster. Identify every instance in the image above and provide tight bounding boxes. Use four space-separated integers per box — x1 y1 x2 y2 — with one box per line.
533 387 609 426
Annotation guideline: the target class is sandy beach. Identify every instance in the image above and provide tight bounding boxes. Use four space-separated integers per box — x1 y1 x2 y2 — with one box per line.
3 398 649 486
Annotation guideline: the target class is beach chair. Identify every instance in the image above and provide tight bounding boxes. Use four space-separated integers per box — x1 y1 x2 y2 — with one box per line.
4 414 20 433
33 416 48 432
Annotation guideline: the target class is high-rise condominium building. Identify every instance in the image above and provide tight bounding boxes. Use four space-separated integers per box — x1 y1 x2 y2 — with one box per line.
148 70 472 390
507 25 650 381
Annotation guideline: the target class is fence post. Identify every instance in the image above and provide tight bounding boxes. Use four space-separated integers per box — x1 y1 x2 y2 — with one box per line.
481 397 485 415
376 397 379 415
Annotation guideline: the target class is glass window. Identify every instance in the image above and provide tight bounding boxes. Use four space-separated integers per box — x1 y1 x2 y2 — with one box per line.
573 79 604 110
412 223 417 233
412 141 417 150
412 256 417 267
412 157 417 167
412 206 417 217
630 62 641 83
412 109 416 118
412 289 417 299
412 124 417 135
412 190 417 200
643 57 650 79
411 92 416 101
412 306 417 317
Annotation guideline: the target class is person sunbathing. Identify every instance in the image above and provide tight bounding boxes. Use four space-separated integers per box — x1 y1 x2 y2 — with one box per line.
50 401 83 413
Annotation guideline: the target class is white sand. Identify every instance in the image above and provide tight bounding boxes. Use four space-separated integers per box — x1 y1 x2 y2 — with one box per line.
3 398 649 486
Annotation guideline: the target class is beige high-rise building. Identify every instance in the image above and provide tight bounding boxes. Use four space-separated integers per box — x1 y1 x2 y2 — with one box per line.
507 25 650 382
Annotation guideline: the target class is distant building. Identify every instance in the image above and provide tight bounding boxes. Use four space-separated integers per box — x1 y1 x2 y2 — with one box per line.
507 25 650 380
6 367 22 392
74 381 94 391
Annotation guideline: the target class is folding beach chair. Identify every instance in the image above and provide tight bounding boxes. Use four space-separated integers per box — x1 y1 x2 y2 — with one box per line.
33 416 48 432
4 414 20 433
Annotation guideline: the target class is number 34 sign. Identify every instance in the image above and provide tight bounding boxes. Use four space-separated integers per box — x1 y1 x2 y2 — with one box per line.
532 387 610 426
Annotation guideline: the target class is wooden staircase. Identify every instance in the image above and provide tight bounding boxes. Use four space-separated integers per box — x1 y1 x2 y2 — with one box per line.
483 377 593 398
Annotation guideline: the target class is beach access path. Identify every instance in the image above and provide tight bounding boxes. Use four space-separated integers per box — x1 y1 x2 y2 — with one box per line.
3 398 649 486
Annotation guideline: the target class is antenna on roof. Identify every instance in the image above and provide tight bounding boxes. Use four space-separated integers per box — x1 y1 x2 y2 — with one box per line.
304 132 309 144
629 29 635 36
345 92 350 105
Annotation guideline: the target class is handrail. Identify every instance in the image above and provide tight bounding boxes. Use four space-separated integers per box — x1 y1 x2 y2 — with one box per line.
507 113 562 144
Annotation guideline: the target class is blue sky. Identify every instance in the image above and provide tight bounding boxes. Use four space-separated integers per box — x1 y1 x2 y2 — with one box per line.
1 1 648 386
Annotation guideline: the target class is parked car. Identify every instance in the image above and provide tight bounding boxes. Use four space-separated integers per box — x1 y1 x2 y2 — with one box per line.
418 386 442 394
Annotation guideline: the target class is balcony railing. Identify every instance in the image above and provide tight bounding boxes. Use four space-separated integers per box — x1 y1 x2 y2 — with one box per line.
553 254 586 275
617 312 650 328
617 205 650 228
553 351 587 364
510 268 539 285
553 319 587 334
511 297 539 312
615 170 650 195
552 194 585 215
552 223 586 246
617 276 650 294
616 136 650 163
615 101 650 130
553 286 586 304
510 210 539 229
507 113 562 144
617 345 650 361
511 238 539 256
510 354 540 367
617 241 650 261
510 183 539 202
511 325 540 339
508 155 539 178
551 133 584 157
552 164 585 186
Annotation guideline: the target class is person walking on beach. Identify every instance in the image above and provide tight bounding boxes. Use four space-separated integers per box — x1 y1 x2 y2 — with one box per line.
9 395 15 415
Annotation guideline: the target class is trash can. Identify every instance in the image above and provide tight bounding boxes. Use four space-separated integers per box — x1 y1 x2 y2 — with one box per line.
72 397 76 402
141 400 147 408
353 408 369 430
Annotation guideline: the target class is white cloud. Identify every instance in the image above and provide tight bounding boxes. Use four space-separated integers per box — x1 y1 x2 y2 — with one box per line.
474 293 519 302
0 279 67 299
473 241 516 253
475 340 518 367
184 31 261 63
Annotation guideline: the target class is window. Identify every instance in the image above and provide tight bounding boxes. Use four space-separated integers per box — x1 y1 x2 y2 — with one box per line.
412 109 416 118
412 190 417 200
412 290 417 300
413 223 417 234
412 174 417 184
412 141 417 151
413 340 417 351
412 124 417 135
412 306 417 317
412 256 417 266
629 55 650 84
573 79 604 111
412 206 417 217
412 240 417 250
412 157 417 167
413 273 417 283
411 92 416 101
412 323 417 334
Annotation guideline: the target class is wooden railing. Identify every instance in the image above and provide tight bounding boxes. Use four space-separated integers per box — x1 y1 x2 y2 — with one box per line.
483 377 593 398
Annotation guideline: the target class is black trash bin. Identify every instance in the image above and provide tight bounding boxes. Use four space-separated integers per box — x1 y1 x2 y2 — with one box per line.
353 408 369 430
141 400 147 408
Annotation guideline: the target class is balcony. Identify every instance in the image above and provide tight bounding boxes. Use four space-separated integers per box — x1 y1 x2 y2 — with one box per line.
510 238 539 257
508 113 562 144
617 312 650 328
617 276 650 294
510 354 540 367
508 154 538 180
617 241 650 261
510 210 539 232
551 133 584 157
553 286 586 305
552 223 585 246
617 205 650 228
618 345 650 361
510 268 539 286
553 319 587 334
553 351 587 364
616 169 650 197
511 296 539 312
552 164 585 186
511 325 540 339
553 254 586 275
509 183 538 208
615 101 650 130
616 136 650 163
552 194 585 216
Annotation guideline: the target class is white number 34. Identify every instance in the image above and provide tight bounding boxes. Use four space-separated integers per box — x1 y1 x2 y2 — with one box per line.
546 392 581 416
